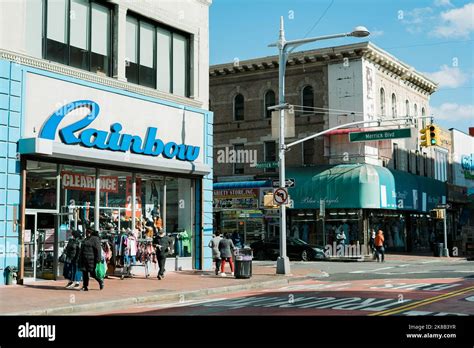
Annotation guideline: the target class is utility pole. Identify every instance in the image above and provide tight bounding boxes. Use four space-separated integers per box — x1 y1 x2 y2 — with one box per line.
268 17 370 275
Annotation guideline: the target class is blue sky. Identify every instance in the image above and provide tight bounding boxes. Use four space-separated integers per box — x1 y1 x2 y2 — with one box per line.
210 0 473 132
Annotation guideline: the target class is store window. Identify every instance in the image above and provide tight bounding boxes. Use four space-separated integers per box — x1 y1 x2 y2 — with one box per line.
98 169 132 233
264 90 276 118
44 0 112 76
59 164 97 230
26 161 58 210
165 177 193 257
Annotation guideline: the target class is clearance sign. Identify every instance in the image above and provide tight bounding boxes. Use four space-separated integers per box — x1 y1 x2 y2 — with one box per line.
61 171 119 193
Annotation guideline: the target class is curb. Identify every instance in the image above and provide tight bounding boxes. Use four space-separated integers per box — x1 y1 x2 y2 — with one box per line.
4 275 315 316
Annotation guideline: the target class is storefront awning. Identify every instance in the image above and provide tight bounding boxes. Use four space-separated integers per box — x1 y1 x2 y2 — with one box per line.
287 164 447 212
213 180 271 189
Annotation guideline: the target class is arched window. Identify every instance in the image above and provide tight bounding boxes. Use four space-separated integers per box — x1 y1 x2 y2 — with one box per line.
421 107 426 128
234 93 244 121
405 99 410 116
380 88 385 117
414 103 418 116
264 90 276 118
391 93 397 118
302 85 314 114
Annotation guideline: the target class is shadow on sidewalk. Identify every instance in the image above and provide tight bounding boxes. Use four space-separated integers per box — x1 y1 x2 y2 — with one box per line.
22 284 71 291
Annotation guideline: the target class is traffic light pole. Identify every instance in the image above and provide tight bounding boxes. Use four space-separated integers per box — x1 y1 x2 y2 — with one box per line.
443 208 449 257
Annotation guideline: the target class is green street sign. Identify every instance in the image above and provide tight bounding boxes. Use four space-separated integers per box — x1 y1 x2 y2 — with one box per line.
254 161 279 169
349 128 411 142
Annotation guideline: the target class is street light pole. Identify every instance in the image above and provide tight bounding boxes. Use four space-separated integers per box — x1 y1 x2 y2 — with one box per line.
269 17 370 275
276 17 290 275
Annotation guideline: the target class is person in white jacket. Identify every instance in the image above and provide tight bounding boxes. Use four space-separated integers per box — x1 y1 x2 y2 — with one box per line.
209 230 223 275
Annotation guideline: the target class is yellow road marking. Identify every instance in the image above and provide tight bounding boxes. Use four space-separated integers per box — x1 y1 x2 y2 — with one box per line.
369 285 474 316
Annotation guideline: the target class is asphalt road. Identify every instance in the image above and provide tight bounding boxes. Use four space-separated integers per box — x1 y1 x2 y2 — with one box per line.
96 258 474 316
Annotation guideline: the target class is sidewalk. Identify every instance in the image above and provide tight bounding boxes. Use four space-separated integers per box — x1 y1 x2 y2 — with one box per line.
0 263 321 315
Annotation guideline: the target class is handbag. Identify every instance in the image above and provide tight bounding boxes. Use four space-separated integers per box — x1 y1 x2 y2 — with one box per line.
95 261 106 280
58 252 66 264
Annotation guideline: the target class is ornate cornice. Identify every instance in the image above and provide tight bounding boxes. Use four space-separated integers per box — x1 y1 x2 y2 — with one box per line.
210 42 437 95
0 49 203 109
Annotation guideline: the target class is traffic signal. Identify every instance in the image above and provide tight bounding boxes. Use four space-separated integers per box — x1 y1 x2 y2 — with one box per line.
429 124 440 146
419 126 430 147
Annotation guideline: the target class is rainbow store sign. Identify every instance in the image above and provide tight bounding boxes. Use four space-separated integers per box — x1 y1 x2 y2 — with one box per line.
39 100 200 162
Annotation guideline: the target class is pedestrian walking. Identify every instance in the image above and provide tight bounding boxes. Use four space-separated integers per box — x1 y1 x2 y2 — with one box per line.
375 229 385 263
231 231 242 249
79 228 104 291
209 230 223 275
336 227 346 246
368 229 376 259
63 230 82 289
154 229 171 280
218 233 235 277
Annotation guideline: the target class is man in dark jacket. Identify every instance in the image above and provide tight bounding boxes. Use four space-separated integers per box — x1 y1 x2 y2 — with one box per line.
80 229 104 291
154 229 171 280
63 230 82 289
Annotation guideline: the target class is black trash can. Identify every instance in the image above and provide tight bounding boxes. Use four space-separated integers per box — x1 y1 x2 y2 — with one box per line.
433 243 443 257
234 248 253 279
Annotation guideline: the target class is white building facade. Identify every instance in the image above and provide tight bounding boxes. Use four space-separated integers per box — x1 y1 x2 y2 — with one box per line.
0 0 214 284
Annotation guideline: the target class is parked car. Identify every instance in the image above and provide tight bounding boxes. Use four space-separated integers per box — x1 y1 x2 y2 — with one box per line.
250 237 326 261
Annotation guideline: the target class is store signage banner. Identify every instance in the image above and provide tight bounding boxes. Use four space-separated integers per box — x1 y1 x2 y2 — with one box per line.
24 73 205 163
214 189 258 199
61 171 119 193
39 100 200 162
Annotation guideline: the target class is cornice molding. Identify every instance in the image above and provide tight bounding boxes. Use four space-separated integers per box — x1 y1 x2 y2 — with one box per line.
210 42 437 95
0 49 203 109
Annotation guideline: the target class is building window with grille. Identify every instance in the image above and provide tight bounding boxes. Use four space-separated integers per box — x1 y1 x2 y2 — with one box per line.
391 93 397 118
234 94 245 121
303 139 314 165
264 90 276 118
233 144 244 174
264 141 277 173
380 88 385 117
302 85 314 115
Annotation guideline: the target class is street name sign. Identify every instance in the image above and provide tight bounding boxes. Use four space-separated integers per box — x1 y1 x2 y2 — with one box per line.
254 161 279 169
272 178 295 188
349 128 412 143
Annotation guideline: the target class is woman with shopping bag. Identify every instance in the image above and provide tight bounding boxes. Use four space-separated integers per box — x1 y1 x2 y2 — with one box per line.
79 229 104 291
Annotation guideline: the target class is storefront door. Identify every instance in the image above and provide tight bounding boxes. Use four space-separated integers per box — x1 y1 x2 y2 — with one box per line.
23 211 56 280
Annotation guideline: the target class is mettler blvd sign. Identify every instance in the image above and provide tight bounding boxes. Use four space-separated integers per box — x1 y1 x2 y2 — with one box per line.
349 128 412 142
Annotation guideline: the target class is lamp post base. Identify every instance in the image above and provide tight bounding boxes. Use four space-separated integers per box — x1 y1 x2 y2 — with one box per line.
442 248 450 257
276 256 291 275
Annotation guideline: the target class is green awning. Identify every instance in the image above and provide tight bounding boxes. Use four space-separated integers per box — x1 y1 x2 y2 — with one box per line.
287 164 446 212
288 164 387 209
